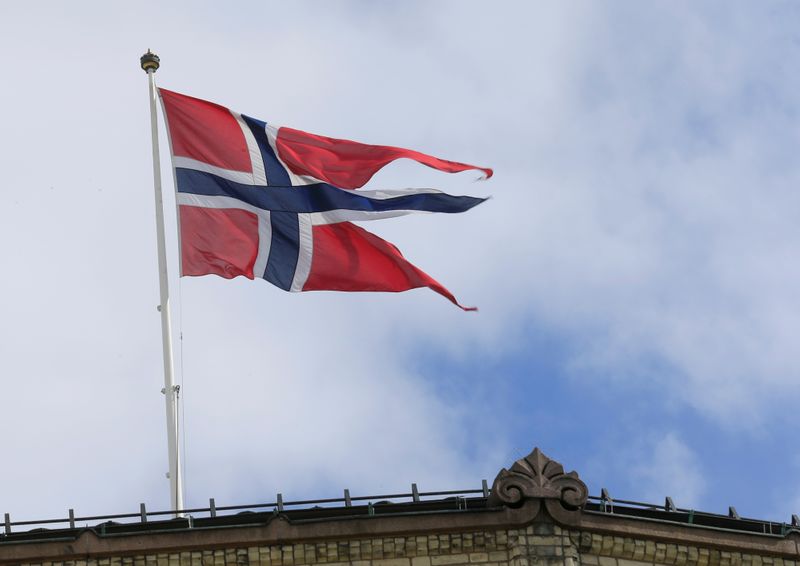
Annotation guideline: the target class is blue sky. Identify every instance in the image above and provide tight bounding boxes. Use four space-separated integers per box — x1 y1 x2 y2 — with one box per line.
1 1 799 526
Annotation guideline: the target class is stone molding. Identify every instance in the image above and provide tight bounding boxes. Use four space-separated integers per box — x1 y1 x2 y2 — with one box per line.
488 447 588 525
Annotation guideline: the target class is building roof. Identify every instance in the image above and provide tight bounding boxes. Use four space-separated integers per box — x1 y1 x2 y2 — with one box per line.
1 448 798 564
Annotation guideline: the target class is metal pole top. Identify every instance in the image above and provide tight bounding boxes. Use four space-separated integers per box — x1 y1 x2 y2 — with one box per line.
140 49 160 73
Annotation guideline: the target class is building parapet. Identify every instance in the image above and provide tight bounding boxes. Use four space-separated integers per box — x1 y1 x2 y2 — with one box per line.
1 448 798 566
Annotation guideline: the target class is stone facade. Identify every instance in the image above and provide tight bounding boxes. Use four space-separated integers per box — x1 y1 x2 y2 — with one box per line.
2 449 798 566
12 522 799 566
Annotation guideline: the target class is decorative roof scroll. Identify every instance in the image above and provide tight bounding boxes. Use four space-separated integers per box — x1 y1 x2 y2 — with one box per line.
488 447 588 524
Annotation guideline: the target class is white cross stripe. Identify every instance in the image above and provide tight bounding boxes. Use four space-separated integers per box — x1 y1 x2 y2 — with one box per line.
290 214 314 292
309 209 430 225
172 156 254 185
253 212 272 280
176 193 260 213
231 111 268 186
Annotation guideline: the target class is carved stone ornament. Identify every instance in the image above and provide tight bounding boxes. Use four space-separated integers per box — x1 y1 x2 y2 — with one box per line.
487 447 588 525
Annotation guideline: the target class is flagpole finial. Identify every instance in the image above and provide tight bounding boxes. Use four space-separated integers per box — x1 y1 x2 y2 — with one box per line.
140 49 160 73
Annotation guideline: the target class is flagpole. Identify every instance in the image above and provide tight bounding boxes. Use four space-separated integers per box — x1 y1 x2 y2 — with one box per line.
140 50 184 515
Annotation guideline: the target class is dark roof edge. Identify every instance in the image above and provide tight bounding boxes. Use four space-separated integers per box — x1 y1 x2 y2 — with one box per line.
1 497 798 565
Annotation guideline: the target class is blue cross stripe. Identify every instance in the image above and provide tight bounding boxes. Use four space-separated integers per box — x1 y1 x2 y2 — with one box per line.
241 115 292 187
175 169 485 215
242 115 298 289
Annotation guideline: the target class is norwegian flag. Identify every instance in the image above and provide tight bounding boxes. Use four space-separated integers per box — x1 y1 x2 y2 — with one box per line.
159 89 491 310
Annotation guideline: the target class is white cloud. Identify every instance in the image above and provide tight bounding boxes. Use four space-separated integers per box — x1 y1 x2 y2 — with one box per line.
0 0 799 521
631 433 707 508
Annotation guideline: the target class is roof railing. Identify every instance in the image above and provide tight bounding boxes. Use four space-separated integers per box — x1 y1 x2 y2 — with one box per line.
0 483 487 536
585 494 800 536
3 485 799 539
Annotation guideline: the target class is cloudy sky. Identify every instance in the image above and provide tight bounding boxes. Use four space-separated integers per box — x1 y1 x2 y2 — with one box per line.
1 1 799 526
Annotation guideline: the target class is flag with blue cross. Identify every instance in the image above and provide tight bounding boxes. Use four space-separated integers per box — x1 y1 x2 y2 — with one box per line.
159 89 492 310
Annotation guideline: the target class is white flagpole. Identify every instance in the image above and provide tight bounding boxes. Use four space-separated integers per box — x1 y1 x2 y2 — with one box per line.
140 50 184 515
